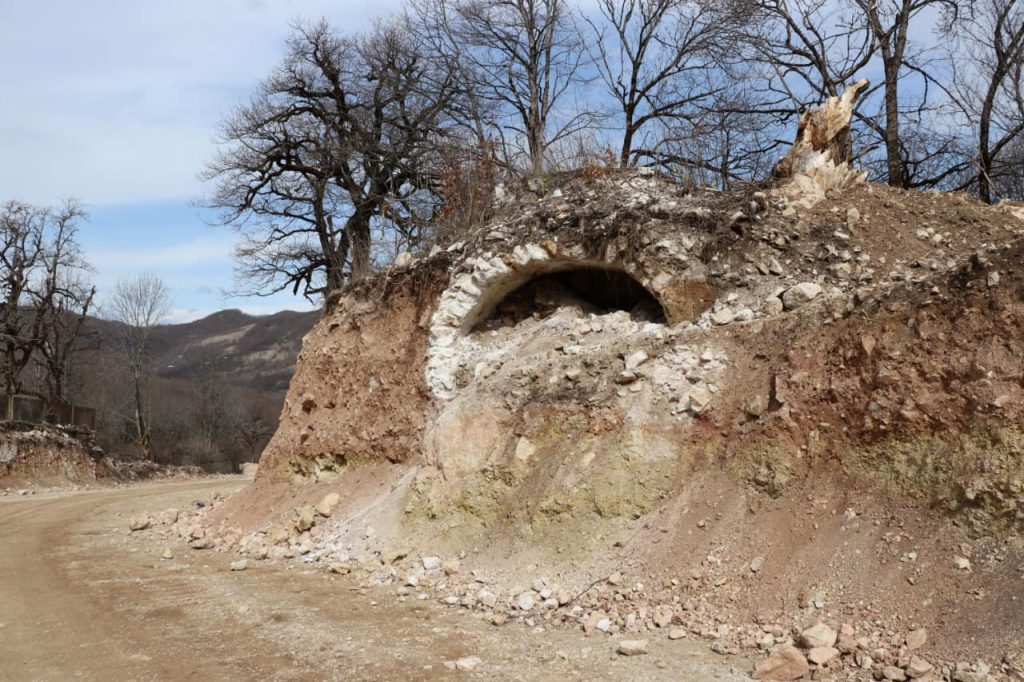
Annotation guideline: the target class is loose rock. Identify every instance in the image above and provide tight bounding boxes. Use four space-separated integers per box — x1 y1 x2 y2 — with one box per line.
128 514 150 531
316 492 340 517
753 645 810 681
883 665 907 681
807 646 838 665
798 622 837 649
782 282 823 310
905 628 928 651
617 640 649 656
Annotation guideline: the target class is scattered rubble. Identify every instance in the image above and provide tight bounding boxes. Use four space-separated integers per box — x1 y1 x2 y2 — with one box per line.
153 82 1024 681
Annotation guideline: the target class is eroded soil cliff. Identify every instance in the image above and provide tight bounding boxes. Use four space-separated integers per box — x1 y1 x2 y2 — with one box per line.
205 170 1024 680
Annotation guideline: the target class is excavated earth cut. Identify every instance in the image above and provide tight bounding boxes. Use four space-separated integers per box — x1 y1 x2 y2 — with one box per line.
213 171 1024 670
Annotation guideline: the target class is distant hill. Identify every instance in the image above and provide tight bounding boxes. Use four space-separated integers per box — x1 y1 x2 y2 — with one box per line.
56 307 321 470
82 308 320 395
147 308 319 393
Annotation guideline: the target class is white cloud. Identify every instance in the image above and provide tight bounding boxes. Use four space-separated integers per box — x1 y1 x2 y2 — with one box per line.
0 0 406 205
87 233 237 270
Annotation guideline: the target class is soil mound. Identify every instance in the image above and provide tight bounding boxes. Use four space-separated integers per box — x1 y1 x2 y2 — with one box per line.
207 162 1024 678
0 422 113 489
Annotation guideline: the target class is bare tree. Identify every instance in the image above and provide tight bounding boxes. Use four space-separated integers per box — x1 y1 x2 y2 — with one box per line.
230 404 277 466
662 85 789 187
0 199 90 421
742 0 967 188
37 272 97 408
729 0 876 181
408 0 506 152
748 0 874 105
850 0 961 188
951 0 1024 202
110 274 171 460
204 18 455 299
446 0 593 175
586 0 745 169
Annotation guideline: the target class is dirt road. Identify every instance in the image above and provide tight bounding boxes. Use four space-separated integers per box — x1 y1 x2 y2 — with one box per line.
0 479 753 681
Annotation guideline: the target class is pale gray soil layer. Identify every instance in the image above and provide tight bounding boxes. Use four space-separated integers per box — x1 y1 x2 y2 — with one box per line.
0 479 753 681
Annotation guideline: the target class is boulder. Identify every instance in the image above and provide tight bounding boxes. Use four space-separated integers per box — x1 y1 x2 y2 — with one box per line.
782 283 823 310
753 645 810 681
807 647 838 666
798 622 837 649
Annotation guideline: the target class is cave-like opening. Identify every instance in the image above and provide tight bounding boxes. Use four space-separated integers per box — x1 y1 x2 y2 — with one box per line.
473 266 667 332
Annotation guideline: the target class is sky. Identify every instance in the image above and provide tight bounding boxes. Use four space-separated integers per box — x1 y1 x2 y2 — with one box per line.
0 0 405 322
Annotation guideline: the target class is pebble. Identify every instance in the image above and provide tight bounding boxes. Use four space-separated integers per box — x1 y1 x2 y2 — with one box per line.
128 514 151 531
230 559 248 571
316 492 340 517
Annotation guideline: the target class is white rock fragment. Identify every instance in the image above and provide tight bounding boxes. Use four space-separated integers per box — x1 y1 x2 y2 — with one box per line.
782 282 823 310
617 640 649 656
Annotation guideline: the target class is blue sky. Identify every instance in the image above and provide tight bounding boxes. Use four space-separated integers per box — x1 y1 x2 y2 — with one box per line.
0 0 404 322
0 1 949 323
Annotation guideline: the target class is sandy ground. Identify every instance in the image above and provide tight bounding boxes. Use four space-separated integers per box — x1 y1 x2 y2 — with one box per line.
0 478 754 681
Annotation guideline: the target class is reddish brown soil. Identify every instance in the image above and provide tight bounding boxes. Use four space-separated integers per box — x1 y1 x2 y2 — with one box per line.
216 176 1024 677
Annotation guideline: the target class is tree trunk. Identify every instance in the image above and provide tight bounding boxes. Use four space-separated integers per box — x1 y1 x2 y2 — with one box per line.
133 371 151 460
979 117 994 204
348 211 373 281
883 63 903 188
529 122 546 175
620 124 635 170
978 76 1001 204
774 80 870 179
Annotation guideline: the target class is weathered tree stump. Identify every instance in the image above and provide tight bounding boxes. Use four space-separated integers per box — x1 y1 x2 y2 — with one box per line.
774 79 870 180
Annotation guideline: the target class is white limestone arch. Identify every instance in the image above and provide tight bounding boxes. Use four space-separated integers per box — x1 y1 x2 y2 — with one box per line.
424 243 663 400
